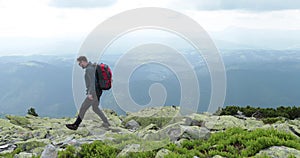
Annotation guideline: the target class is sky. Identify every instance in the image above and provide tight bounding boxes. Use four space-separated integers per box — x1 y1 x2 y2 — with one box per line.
0 0 300 56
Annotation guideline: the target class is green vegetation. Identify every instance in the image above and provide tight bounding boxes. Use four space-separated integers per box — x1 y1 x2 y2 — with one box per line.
261 117 285 124
0 147 22 158
17 141 46 152
165 127 300 158
0 141 45 158
124 151 157 158
220 105 300 120
58 141 120 158
58 145 76 158
5 115 31 128
58 140 158 158
105 133 169 150
57 127 300 158
27 107 39 117
2 106 299 157
79 141 119 158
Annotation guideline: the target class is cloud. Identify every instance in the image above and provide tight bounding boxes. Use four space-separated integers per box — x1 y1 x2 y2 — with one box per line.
170 0 300 11
49 0 117 8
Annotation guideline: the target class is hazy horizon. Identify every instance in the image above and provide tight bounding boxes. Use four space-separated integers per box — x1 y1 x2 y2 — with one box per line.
1 0 300 56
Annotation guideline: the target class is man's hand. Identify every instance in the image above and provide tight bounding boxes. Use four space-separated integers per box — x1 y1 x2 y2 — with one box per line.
87 94 93 100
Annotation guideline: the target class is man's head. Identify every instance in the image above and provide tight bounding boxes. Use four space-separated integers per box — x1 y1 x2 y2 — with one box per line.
77 56 89 69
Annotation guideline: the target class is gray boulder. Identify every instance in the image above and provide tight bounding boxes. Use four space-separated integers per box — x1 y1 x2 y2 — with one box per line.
145 123 211 142
204 115 246 130
254 146 300 158
41 144 57 158
125 120 140 131
0 144 16 154
181 126 210 140
14 152 36 158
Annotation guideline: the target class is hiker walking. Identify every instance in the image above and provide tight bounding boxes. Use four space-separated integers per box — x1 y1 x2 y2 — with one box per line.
66 56 110 130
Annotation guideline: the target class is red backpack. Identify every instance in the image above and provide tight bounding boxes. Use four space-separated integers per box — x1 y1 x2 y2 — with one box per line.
95 63 112 90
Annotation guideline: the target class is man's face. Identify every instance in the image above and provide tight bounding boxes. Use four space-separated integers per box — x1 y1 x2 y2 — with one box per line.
78 60 87 69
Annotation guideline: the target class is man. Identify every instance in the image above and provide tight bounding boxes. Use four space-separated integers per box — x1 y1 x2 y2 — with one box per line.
66 56 111 130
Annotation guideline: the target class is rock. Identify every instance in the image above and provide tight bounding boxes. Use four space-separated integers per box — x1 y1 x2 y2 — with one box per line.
289 125 300 137
254 146 300 158
191 119 204 127
237 110 243 116
261 122 300 137
288 119 300 128
84 126 107 136
31 147 45 156
204 115 246 130
125 120 140 131
52 136 77 148
126 106 179 118
15 140 47 153
124 106 180 128
212 155 226 158
155 149 170 158
117 144 140 157
0 144 10 150
234 110 247 120
186 113 209 125
144 123 210 142
41 144 57 158
0 144 16 154
14 152 37 158
76 136 113 146
167 126 182 141
137 123 160 138
0 107 299 157
104 109 123 127
181 126 211 140
184 117 203 126
244 118 264 130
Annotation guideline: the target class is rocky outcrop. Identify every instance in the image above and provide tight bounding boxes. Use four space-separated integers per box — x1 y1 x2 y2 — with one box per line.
0 106 299 157
41 144 57 158
254 146 300 158
125 120 140 131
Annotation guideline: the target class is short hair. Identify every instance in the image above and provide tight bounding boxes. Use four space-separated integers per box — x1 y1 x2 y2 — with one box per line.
77 56 88 62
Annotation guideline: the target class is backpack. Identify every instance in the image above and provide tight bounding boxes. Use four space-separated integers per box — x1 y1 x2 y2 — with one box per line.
95 63 112 90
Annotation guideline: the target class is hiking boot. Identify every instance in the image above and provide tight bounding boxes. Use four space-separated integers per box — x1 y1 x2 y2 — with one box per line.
66 116 82 130
66 124 78 130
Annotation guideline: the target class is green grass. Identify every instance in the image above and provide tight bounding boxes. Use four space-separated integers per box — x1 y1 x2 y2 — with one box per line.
165 127 300 158
261 117 285 124
5 115 31 128
57 127 300 158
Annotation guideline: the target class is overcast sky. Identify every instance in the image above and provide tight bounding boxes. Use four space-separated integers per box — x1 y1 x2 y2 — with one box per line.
0 0 300 55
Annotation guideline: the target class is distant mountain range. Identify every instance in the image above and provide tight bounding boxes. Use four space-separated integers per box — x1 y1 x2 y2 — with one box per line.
0 50 300 117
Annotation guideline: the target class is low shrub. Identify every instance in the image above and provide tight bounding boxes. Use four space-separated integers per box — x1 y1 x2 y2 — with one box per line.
165 127 300 158
220 105 300 120
58 127 300 158
261 117 285 124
